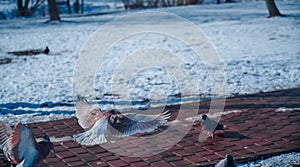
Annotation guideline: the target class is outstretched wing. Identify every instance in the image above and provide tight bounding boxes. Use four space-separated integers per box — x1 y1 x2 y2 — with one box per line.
0 122 12 150
76 97 103 129
108 110 170 137
73 119 108 145
8 123 38 164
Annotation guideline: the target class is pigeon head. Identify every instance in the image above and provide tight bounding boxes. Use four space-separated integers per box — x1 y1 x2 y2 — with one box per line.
42 135 50 142
201 114 208 120
108 109 123 125
225 154 235 166
225 154 232 159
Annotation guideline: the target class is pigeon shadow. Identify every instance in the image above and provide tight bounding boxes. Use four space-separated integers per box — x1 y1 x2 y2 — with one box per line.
222 131 250 139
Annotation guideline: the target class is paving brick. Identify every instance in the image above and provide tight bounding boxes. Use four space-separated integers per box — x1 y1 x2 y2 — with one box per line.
95 152 114 158
225 145 244 152
79 153 100 162
101 155 120 162
184 145 205 153
171 159 192 166
120 156 143 163
70 147 89 154
152 161 172 167
164 155 183 162
244 145 268 153
256 141 273 146
44 157 61 163
47 160 67 166
131 161 150 167
107 160 129 167
143 156 161 163
174 150 193 157
177 140 194 147
234 139 254 147
67 160 87 166
87 161 109 167
56 151 76 159
195 151 214 157
62 156 82 163
203 145 225 151
62 141 81 149
185 155 207 163
204 154 222 161
169 145 183 151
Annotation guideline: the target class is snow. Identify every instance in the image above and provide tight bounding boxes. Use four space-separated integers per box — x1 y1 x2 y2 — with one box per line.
238 152 300 167
0 1 300 123
0 0 299 164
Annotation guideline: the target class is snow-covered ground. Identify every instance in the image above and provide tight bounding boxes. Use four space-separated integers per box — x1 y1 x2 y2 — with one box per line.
238 152 300 167
0 0 299 165
0 0 300 123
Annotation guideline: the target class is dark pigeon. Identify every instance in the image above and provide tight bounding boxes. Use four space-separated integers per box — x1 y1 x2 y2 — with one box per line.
215 154 237 167
201 114 224 138
0 122 54 167
73 97 171 145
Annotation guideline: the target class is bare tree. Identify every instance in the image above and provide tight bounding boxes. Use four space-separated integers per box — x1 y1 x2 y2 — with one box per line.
265 0 282 17
17 0 45 16
47 0 60 21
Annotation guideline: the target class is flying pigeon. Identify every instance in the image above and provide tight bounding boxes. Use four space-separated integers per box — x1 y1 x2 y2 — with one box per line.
73 97 171 145
0 122 54 167
201 114 224 138
215 154 237 167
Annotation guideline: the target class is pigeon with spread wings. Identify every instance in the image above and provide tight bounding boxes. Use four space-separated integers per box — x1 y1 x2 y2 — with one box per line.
0 122 54 167
73 97 171 145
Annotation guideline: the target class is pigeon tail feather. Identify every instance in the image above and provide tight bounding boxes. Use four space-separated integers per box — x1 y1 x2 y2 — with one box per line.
73 131 107 146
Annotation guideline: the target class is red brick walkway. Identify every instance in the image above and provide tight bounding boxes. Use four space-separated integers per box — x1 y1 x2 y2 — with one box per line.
1 88 299 167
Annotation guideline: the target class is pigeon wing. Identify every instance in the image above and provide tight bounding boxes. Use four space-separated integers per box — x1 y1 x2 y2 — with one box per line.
108 110 170 137
202 115 224 132
0 122 12 150
76 97 103 129
8 123 38 164
73 118 108 146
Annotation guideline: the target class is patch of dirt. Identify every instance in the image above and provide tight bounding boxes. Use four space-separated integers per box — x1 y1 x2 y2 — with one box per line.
7 47 49 56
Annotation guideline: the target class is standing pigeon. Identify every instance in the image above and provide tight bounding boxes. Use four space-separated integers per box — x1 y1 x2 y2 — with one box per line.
73 97 171 145
215 154 237 167
0 122 54 167
201 114 224 138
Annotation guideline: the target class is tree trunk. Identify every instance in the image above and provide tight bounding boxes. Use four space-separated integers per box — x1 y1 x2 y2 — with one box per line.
47 0 60 21
24 0 30 15
265 0 282 17
17 0 24 16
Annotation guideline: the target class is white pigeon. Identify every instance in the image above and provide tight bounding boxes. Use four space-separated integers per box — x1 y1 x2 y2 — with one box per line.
0 122 54 167
73 97 171 145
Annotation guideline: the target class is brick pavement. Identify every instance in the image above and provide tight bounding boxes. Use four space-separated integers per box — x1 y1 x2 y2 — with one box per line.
0 88 299 167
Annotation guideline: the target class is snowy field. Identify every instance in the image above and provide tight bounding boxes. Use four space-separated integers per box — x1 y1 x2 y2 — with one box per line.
0 0 300 123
